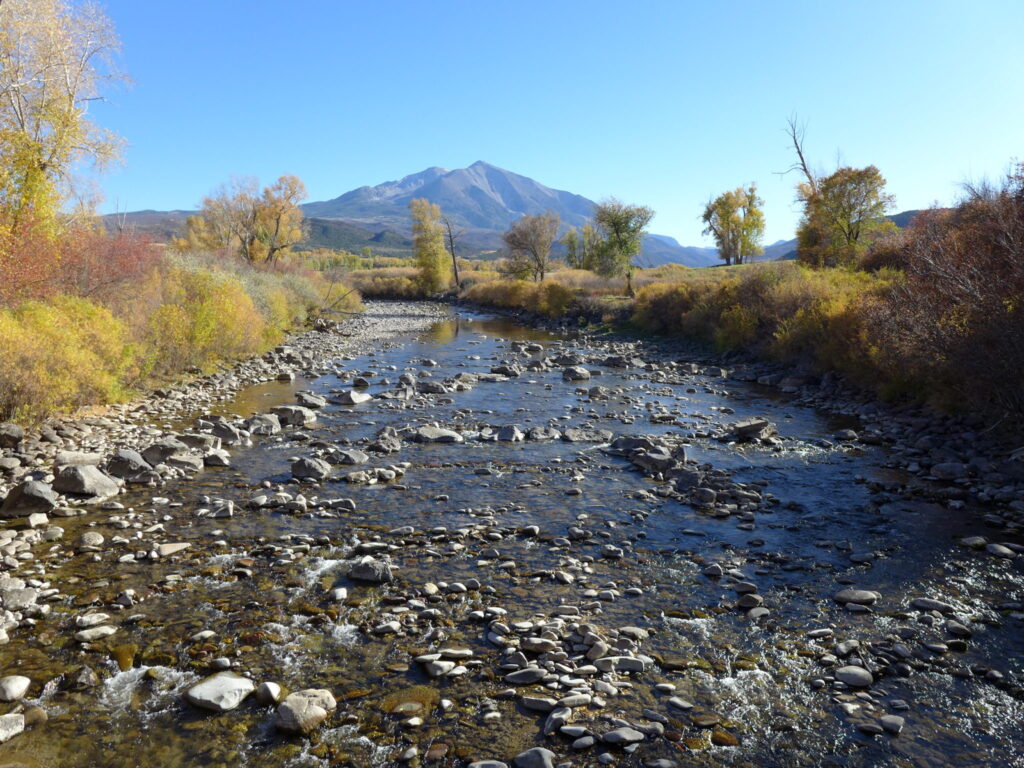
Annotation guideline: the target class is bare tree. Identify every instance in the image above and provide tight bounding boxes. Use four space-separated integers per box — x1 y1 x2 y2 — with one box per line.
501 211 561 282
442 215 464 289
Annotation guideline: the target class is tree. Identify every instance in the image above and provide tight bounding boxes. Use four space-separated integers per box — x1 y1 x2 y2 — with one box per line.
561 222 603 270
0 0 125 232
177 175 307 263
592 198 654 295
701 184 765 266
442 215 464 289
409 198 451 293
502 211 560 281
797 166 896 267
783 118 895 267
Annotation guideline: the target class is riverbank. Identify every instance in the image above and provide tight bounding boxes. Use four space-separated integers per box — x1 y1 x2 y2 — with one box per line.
0 301 450 505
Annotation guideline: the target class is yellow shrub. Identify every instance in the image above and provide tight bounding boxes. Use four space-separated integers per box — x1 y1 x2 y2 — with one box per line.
142 265 266 376
0 296 136 423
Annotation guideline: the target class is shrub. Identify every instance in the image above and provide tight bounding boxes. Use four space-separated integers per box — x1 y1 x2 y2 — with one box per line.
0 296 136 423
873 166 1024 422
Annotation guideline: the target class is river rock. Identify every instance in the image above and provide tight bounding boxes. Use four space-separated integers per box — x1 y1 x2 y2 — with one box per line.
185 671 255 712
731 418 777 441
54 450 103 467
562 366 591 381
835 666 873 687
910 597 956 613
0 675 30 701
53 465 119 497
275 688 337 733
156 542 191 558
333 449 369 465
513 747 556 768
413 426 463 443
0 423 24 449
245 413 282 435
0 480 58 518
292 457 332 480
335 390 372 405
603 726 646 744
348 556 392 583
561 428 613 443
105 449 153 480
0 713 24 744
834 589 880 606
271 405 317 427
256 681 282 705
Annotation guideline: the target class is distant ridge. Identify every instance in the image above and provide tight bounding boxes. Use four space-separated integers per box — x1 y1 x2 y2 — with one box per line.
102 164 926 268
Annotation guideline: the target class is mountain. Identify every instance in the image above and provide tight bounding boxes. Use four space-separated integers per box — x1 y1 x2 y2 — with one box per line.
303 161 718 267
304 161 596 231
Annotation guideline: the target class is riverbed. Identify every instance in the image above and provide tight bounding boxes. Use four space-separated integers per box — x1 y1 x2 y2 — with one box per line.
0 303 1021 768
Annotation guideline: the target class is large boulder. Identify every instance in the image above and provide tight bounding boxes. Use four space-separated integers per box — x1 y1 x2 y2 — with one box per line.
730 418 777 442
245 413 282 436
105 449 153 481
142 437 204 471
184 671 255 712
562 366 591 381
275 689 337 734
0 480 58 518
292 457 332 481
271 405 317 427
52 465 119 497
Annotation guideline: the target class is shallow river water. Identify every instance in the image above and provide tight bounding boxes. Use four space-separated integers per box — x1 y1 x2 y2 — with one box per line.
2 308 1022 768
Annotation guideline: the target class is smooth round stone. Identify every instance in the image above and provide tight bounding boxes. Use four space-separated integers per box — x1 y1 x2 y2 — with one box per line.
834 588 880 606
185 671 255 712
0 675 30 702
835 666 874 687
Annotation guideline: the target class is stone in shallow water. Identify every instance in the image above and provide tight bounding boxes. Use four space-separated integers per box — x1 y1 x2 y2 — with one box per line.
0 480 57 518
347 556 392 583
513 747 556 768
833 588 880 606
413 425 463 443
835 666 873 687
275 689 336 733
0 713 24 744
0 676 30 702
603 726 646 744
184 671 255 712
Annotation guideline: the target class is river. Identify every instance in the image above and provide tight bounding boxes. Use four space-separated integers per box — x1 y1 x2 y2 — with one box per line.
1 306 1021 768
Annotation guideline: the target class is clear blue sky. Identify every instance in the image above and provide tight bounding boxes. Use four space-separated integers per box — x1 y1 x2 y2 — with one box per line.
93 0 1024 246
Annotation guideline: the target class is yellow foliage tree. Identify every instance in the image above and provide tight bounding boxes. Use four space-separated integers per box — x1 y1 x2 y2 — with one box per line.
0 0 124 234
409 198 451 294
176 175 307 263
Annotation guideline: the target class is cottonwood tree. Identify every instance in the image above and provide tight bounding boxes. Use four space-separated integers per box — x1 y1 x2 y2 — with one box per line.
592 198 654 296
0 0 125 232
783 118 895 267
410 198 451 293
178 175 307 264
561 222 603 269
701 184 765 266
502 211 560 281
